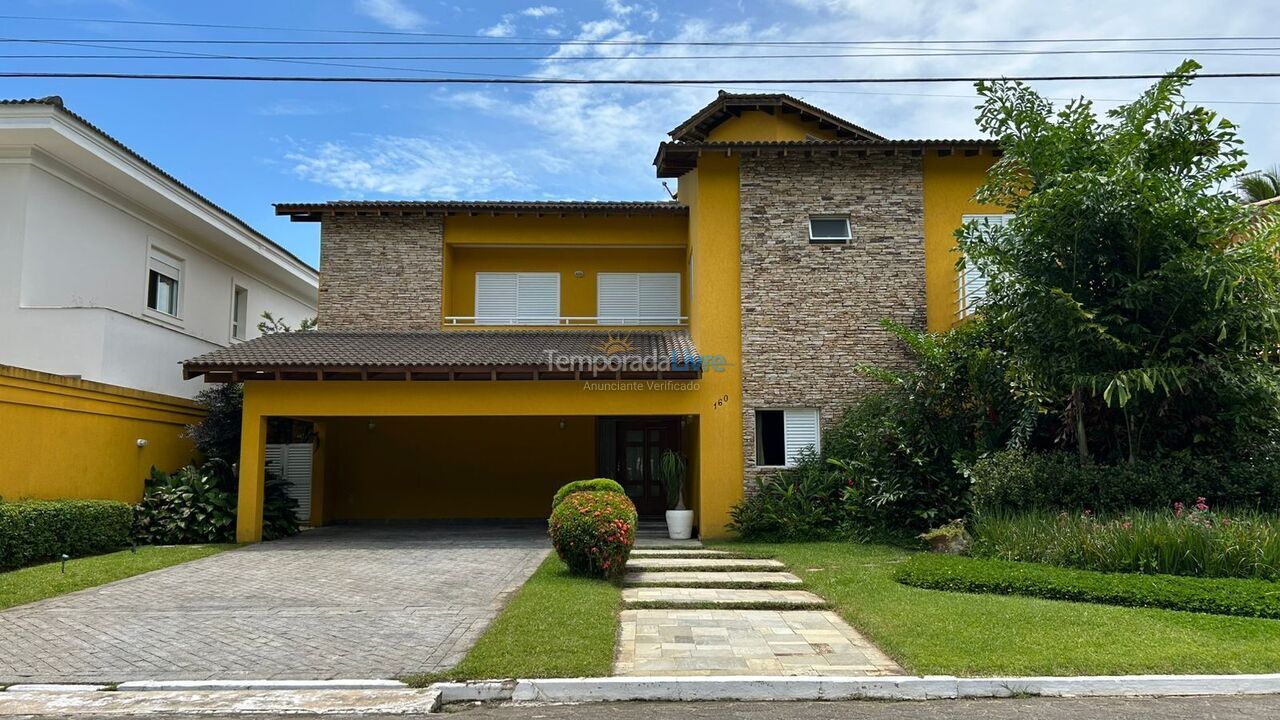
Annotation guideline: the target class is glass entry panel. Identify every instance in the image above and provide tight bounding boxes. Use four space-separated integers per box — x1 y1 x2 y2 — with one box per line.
600 418 681 517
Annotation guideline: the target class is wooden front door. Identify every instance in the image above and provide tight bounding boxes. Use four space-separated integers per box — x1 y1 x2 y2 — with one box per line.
614 418 680 517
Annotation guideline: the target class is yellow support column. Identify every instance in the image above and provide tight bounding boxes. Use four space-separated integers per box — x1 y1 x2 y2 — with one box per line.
236 411 267 543
310 421 327 527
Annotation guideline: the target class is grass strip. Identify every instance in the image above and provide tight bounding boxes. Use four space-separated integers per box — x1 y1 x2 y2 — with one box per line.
715 540 1280 676
404 554 620 685
895 553 1280 619
0 544 231 611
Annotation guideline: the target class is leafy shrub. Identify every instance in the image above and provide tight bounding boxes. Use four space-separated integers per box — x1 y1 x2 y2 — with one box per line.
0 499 133 571
134 460 299 545
972 504 1280 580
548 490 636 579
895 553 1280 619
728 451 847 542
969 449 1280 515
730 317 1021 542
551 478 625 510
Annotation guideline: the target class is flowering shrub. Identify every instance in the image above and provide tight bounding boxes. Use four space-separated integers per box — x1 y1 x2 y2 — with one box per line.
550 478 625 510
548 490 636 579
973 501 1280 580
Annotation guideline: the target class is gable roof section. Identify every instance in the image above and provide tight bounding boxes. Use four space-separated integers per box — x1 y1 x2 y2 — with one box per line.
0 96 317 293
668 92 887 143
653 138 1001 178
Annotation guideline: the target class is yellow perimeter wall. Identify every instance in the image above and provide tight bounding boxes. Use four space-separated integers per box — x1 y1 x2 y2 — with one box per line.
0 365 202 503
922 152 1003 331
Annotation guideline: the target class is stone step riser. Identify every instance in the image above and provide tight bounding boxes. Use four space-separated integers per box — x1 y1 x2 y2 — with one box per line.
626 560 785 572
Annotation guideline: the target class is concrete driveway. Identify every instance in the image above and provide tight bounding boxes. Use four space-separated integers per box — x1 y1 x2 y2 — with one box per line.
0 523 549 683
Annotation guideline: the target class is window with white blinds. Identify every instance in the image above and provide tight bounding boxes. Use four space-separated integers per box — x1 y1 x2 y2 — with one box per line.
474 272 560 325
957 214 1011 318
596 272 681 325
755 408 821 467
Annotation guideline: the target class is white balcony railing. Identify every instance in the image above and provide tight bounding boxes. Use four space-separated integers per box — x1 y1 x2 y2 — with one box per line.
444 315 688 327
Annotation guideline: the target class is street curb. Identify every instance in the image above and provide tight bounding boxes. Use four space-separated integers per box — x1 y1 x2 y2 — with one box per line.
115 679 409 691
430 673 1280 704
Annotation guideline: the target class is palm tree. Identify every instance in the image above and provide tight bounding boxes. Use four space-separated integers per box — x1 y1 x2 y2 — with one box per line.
1237 166 1280 203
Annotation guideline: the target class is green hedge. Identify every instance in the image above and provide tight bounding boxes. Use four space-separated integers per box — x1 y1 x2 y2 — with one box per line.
969 449 1280 515
0 500 134 571
894 553 1280 619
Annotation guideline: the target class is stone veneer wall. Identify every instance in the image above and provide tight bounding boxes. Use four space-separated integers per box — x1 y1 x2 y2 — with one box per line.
739 152 927 490
318 214 443 330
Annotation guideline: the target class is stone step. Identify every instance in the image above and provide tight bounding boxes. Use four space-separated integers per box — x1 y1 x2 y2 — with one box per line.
629 549 738 558
626 557 785 571
622 571 803 587
622 587 827 609
634 537 704 549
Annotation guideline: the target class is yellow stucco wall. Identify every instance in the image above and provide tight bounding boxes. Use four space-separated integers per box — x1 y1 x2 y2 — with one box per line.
706 110 837 142
443 214 687 247
678 153 745 538
922 152 1003 332
322 416 596 520
0 365 202 503
446 246 688 321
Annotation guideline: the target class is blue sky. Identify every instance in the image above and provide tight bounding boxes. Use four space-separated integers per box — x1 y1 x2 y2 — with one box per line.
2 0 1278 267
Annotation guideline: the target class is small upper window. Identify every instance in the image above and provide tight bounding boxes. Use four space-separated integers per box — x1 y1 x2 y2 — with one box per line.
808 216 852 244
146 249 182 317
957 214 1012 318
231 285 248 340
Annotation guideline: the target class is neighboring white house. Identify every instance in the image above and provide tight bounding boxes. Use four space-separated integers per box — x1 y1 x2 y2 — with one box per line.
0 96 318 398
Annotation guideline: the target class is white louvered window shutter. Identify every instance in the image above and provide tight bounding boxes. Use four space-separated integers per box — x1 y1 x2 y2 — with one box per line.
783 408 820 466
598 272 680 324
638 273 681 325
957 214 1011 318
515 272 560 325
475 272 518 325
597 273 638 324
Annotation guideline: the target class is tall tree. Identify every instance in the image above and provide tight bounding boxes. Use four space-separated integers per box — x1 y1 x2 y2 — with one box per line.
1238 166 1280 204
959 59 1280 463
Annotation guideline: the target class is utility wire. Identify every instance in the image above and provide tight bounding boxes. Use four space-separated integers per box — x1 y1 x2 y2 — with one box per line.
5 14 1278 47
4 71 1280 84
6 36 1280 48
11 46 1280 61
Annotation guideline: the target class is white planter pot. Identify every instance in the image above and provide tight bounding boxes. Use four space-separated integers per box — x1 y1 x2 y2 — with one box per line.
665 510 695 540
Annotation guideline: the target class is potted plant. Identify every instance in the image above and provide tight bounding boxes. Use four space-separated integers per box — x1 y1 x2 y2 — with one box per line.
660 450 693 540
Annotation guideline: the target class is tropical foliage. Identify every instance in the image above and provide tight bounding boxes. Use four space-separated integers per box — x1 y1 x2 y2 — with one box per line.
133 460 299 544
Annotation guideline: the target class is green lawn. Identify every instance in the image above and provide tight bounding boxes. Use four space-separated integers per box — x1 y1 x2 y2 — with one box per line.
714 540 1280 676
0 544 232 611
405 554 621 685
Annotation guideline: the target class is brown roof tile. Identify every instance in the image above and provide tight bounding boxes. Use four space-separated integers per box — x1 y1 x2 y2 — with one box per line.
183 330 700 380
275 200 687 222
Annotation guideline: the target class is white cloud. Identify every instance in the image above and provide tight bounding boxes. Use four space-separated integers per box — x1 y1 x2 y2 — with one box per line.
354 0 426 31
286 136 527 198
605 0 636 16
522 5 561 18
480 15 516 37
257 100 341 117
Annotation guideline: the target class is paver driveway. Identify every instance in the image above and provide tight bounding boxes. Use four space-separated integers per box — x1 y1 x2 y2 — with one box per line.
0 523 549 683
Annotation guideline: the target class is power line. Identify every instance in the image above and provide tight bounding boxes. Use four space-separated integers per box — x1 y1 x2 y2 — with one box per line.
11 46 1280 61
6 35 1280 48
4 71 1280 84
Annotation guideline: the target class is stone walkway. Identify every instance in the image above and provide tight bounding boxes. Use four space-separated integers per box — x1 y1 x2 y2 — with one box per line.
0 523 549 683
614 534 903 677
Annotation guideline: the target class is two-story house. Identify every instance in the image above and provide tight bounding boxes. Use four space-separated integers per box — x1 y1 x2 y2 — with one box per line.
0 96 318 505
182 92 1006 541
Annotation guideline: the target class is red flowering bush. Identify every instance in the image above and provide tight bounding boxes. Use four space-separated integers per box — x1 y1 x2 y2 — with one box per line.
548 490 636 580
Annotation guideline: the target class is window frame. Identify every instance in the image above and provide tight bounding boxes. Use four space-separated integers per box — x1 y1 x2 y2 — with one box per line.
144 246 184 321
474 271 561 325
956 213 1012 319
807 215 853 244
754 407 821 468
230 284 249 341
596 272 682 325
